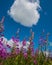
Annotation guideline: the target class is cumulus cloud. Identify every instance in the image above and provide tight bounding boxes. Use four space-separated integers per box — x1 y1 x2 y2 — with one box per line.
8 0 41 27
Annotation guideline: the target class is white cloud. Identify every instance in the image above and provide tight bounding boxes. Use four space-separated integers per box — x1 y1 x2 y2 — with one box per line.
43 51 49 57
8 0 41 27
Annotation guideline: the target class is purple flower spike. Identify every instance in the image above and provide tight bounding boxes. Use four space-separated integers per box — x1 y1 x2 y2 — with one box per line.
23 52 28 58
7 44 11 48
22 40 26 46
34 60 37 64
15 48 20 54
12 37 19 43
1 38 3 41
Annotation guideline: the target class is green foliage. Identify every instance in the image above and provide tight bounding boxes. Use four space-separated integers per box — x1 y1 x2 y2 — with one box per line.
0 49 52 65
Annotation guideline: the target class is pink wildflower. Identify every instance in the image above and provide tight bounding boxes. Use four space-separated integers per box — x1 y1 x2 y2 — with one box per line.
23 53 28 58
22 39 26 46
34 60 37 64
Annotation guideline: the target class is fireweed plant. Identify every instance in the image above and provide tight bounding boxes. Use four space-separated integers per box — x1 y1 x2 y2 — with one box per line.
0 18 52 65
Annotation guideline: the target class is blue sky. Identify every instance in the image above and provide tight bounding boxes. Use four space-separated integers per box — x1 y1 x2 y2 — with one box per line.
0 0 52 49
